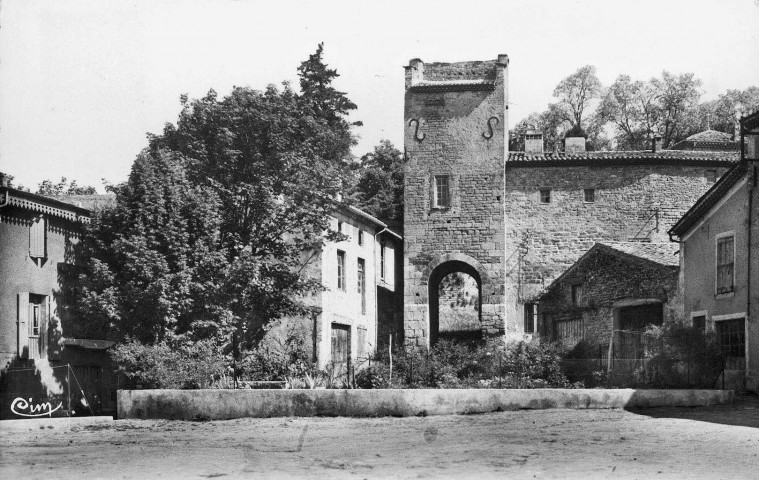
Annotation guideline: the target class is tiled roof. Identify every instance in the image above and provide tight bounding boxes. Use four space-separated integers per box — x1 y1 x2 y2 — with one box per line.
600 242 680 267
683 129 733 142
506 149 738 166
668 161 748 237
670 129 740 151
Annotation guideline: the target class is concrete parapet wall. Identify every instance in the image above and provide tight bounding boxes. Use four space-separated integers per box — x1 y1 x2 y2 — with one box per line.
118 389 734 420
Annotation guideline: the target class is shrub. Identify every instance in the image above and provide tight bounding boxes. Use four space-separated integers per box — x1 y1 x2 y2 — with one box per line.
111 339 226 389
643 321 724 388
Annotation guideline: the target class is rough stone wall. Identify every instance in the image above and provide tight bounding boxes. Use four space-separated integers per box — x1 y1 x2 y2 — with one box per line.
538 248 679 348
403 56 508 348
504 164 727 329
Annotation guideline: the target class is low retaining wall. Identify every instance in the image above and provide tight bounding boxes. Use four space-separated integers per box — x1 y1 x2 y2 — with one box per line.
117 389 734 420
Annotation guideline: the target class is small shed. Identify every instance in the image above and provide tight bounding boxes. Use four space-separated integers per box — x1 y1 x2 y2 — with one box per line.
537 242 680 349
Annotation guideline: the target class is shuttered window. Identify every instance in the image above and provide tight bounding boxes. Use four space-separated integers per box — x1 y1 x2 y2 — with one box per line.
716 235 734 294
357 258 366 314
337 250 346 291
29 215 46 258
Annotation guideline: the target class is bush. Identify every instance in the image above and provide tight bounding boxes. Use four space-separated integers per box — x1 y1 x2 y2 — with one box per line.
111 339 227 389
643 321 724 388
239 320 313 381
359 338 571 389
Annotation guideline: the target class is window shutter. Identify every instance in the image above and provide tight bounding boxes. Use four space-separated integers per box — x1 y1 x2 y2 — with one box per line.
18 293 29 359
386 245 395 289
29 215 46 258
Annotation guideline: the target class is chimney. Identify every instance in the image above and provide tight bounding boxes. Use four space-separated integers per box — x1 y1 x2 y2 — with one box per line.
405 58 424 89
524 131 544 154
0 173 9 188
652 135 663 152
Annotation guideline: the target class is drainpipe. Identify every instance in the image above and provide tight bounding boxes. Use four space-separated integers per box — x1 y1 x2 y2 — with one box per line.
744 127 752 360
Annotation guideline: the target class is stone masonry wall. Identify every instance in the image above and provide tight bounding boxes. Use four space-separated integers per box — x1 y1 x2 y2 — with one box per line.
403 56 508 348
538 248 679 348
503 164 728 330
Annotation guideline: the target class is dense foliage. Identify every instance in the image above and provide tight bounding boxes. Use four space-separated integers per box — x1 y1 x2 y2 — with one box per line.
37 177 97 195
75 44 356 354
349 139 404 223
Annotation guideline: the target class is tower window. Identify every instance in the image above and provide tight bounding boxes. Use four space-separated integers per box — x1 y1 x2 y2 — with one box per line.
539 189 551 204
434 176 450 208
583 189 595 203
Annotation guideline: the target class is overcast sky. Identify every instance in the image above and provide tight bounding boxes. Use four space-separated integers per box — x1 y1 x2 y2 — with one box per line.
1 0 758 192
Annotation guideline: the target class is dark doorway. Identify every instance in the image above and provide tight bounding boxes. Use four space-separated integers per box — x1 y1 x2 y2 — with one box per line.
429 261 482 344
619 303 663 331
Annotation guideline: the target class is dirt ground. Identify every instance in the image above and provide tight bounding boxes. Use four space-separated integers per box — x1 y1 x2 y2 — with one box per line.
1 395 758 479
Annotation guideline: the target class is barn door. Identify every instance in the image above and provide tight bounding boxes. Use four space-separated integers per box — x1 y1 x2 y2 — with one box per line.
330 324 351 377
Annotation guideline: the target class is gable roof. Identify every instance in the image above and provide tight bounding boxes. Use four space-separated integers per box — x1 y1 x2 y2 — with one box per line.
668 161 748 237
539 242 679 299
505 149 738 166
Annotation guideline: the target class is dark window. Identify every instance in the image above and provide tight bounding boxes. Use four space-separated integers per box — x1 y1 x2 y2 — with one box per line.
358 230 364 246
716 235 734 294
337 250 346 290
571 284 583 306
357 258 366 314
434 176 450 207
716 318 745 357
540 189 551 204
693 315 706 332
524 303 536 333
337 220 343 234
706 169 717 182
583 188 595 203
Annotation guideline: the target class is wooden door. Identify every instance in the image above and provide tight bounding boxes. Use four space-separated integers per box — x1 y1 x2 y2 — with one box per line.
330 324 350 376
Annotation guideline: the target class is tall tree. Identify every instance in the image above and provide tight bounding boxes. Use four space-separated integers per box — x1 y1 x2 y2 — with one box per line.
599 75 661 150
78 45 357 348
350 140 403 222
653 71 702 148
552 65 602 130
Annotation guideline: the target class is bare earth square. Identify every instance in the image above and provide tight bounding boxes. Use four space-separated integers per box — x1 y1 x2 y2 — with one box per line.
1 396 758 479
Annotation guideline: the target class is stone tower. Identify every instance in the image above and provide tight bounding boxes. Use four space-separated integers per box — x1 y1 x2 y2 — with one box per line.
403 55 510 347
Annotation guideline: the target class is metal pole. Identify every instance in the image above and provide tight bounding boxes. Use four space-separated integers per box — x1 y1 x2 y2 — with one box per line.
389 334 393 385
498 354 502 389
232 331 237 390
66 364 71 416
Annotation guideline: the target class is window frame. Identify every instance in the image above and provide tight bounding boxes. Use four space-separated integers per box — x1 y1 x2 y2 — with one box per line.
524 303 536 334
337 250 346 291
706 169 717 183
433 175 450 208
583 188 595 203
379 241 386 280
358 230 364 246
539 188 551 204
715 232 735 296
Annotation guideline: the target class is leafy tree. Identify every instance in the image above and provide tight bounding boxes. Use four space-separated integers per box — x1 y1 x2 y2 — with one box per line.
350 140 403 222
599 75 662 150
37 177 97 195
551 65 602 130
77 45 358 349
653 71 702 148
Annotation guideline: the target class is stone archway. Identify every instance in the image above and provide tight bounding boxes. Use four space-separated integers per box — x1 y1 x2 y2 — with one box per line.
428 260 482 344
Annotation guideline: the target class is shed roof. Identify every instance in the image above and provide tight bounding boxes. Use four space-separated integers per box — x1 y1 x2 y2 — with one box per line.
600 242 680 267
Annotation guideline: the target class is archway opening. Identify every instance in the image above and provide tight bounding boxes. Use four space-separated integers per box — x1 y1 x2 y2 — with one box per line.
429 261 482 344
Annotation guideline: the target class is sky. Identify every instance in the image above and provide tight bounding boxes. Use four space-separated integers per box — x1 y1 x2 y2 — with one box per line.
1 0 758 192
